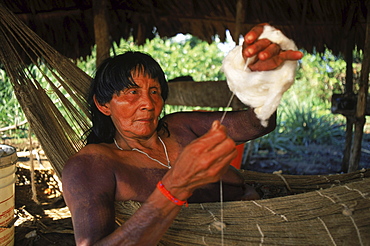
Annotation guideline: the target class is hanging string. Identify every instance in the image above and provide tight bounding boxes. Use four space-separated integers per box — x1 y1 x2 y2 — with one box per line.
219 92 235 246
220 93 235 123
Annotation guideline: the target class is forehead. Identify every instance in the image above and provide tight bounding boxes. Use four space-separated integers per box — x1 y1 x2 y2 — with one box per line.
131 72 160 87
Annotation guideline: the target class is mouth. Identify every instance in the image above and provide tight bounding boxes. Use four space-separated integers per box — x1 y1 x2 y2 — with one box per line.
136 118 154 123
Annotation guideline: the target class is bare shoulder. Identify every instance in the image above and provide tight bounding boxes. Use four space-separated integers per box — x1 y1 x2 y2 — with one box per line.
64 144 112 173
62 143 117 193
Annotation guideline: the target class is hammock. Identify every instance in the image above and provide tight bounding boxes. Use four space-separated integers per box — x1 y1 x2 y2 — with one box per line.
0 4 91 177
116 169 370 245
1 4 369 245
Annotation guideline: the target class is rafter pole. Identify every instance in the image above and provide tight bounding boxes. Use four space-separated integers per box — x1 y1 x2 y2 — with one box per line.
348 1 370 172
234 0 245 45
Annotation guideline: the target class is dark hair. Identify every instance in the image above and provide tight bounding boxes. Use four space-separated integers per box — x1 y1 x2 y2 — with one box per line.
86 51 169 144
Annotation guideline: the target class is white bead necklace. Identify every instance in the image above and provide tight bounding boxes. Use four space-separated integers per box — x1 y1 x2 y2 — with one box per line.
113 136 171 169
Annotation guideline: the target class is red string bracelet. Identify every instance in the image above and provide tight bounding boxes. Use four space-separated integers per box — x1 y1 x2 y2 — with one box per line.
157 181 188 207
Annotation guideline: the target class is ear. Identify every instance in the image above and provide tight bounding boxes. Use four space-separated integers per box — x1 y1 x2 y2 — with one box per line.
93 95 111 116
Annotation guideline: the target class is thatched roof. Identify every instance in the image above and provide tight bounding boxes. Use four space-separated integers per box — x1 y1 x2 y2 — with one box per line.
1 0 368 61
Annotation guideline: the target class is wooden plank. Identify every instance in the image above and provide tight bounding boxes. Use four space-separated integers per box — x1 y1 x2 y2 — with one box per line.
166 81 246 109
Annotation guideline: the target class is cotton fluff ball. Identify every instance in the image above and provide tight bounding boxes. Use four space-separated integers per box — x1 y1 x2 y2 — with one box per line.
222 25 298 127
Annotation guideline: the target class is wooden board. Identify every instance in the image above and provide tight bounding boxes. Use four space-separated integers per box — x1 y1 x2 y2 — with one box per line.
166 81 246 109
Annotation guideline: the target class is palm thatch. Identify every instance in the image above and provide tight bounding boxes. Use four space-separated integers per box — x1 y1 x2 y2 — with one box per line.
1 0 368 63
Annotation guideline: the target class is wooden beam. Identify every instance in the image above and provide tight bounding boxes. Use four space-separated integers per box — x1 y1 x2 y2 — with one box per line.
0 120 28 132
348 1 370 172
166 81 245 109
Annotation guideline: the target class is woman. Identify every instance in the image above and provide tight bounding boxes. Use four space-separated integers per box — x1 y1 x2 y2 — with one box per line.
62 24 303 245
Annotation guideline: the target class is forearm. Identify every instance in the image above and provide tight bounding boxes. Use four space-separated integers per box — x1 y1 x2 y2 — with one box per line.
247 108 276 136
224 109 276 144
93 188 184 246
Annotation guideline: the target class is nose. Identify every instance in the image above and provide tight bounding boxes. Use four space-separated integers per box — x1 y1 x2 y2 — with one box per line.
140 92 155 111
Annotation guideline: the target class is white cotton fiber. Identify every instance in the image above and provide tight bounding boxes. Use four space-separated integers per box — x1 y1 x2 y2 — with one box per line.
222 25 298 127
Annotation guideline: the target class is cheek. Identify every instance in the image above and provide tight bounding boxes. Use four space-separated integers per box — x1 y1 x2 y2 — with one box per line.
155 99 164 114
110 105 134 124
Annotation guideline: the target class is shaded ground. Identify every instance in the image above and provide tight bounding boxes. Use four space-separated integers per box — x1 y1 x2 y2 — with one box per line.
3 134 370 245
245 141 370 175
14 165 74 245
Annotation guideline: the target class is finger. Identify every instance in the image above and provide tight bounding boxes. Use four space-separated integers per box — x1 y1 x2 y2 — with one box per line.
244 23 268 44
258 43 281 61
279 50 304 61
248 56 283 71
248 50 303 71
187 122 228 154
243 38 272 58
213 148 238 177
204 120 227 139
209 137 236 158
197 143 237 182
211 120 221 130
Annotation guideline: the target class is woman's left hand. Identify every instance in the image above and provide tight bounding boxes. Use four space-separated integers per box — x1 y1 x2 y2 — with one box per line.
242 23 303 71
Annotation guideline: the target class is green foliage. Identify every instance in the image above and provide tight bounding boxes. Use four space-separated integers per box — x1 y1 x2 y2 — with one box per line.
279 99 345 146
255 93 346 153
295 50 347 104
0 69 28 136
112 35 226 81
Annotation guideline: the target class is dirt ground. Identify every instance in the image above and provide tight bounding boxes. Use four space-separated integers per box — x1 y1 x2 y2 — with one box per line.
3 134 370 245
245 141 370 175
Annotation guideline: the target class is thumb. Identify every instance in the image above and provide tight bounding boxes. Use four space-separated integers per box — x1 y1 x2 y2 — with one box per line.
211 120 221 130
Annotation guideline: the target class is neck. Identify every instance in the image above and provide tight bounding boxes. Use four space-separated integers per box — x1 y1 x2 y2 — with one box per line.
114 133 159 151
113 134 171 169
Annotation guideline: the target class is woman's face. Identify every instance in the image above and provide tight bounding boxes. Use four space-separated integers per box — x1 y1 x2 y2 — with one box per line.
103 73 164 139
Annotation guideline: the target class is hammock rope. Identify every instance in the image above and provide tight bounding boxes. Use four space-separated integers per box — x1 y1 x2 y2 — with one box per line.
0 4 91 177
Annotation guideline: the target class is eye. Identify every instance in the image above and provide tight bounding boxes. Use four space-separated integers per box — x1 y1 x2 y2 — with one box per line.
123 88 138 95
150 88 159 95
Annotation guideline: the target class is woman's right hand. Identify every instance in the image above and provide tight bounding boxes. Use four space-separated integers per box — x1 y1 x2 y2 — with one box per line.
161 120 237 200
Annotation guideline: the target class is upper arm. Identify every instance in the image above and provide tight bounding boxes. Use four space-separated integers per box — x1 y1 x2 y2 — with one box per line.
62 152 117 245
164 109 276 145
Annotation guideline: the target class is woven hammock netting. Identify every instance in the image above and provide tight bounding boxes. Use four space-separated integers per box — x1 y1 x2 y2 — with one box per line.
0 4 91 177
1 4 370 245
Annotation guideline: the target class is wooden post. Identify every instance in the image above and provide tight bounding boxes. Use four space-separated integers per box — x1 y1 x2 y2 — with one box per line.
348 1 370 172
233 0 244 45
93 0 111 67
341 34 354 173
